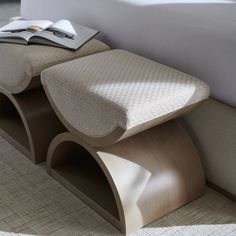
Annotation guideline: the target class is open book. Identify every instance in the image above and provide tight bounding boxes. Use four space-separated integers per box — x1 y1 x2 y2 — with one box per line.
0 20 99 50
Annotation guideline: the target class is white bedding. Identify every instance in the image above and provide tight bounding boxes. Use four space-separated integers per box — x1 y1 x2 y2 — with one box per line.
21 0 236 107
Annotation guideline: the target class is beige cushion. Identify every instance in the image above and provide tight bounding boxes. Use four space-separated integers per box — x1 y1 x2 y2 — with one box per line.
42 49 210 139
0 39 110 94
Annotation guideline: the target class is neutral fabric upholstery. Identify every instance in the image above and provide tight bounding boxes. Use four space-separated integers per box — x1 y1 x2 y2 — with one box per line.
0 39 110 94
42 49 210 138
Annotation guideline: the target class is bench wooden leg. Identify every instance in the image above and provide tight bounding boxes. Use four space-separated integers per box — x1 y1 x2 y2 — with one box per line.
0 88 66 163
47 120 205 234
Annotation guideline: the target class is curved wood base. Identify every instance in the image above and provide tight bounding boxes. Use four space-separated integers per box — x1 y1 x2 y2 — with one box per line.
47 120 205 234
0 88 66 163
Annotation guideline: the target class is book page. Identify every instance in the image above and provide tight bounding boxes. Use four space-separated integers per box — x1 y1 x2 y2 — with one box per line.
0 31 33 42
47 20 77 37
0 20 53 33
30 22 98 50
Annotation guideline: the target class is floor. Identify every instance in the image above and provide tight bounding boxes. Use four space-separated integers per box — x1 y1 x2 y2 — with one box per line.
0 136 235 236
0 2 236 236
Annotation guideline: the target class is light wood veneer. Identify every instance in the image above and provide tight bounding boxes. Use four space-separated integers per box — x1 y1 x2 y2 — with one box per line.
0 87 66 163
47 120 206 234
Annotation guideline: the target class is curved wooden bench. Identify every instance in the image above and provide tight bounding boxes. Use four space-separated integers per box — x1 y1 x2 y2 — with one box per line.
0 40 110 163
42 49 210 233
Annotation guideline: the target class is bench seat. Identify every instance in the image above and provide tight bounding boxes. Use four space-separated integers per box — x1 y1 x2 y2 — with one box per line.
42 49 210 146
43 49 209 233
0 39 110 94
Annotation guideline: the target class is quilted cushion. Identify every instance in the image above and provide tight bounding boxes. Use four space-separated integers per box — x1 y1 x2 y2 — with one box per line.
42 49 210 138
0 39 110 94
